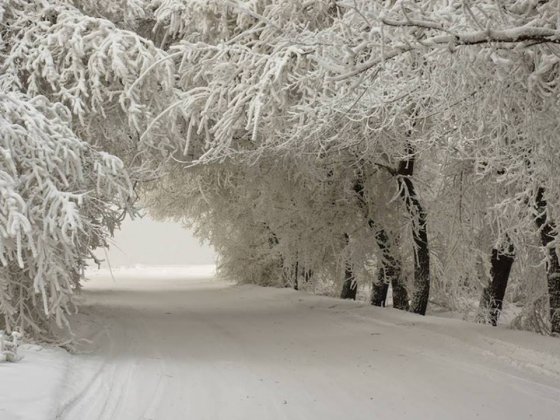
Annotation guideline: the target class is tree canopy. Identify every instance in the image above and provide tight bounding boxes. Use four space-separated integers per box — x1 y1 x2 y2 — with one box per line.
2 0 560 337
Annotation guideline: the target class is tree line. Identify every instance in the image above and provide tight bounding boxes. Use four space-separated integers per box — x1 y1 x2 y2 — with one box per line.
1 0 560 338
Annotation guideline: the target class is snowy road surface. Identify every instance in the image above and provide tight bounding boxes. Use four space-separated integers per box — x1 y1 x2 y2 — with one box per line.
5 266 560 420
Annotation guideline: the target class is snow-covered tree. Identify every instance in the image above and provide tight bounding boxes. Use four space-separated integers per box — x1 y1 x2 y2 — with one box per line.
0 0 181 337
0 92 131 336
2 0 178 175
358 0 560 332
5 0 560 338
153 0 560 331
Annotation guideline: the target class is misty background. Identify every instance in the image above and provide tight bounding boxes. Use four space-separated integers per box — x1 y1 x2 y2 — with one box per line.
94 216 216 268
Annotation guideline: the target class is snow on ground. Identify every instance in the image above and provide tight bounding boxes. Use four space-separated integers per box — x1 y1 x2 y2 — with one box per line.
2 266 560 420
0 344 70 419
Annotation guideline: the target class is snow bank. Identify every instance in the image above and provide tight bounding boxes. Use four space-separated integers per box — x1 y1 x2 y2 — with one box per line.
0 345 70 420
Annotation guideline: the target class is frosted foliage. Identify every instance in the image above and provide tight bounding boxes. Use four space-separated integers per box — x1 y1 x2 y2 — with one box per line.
0 0 169 338
152 0 336 43
4 0 560 337
144 0 560 331
159 0 560 170
2 2 177 162
371 2 560 322
144 155 397 294
69 0 147 27
0 93 131 336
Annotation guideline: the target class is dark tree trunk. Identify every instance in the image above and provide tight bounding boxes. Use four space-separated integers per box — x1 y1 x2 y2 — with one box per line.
390 278 410 311
264 224 293 288
340 263 357 300
371 225 409 310
340 233 357 300
353 174 409 310
293 261 299 291
291 264 312 290
303 269 313 284
398 149 430 315
544 249 560 335
478 244 515 326
371 270 389 307
535 188 560 335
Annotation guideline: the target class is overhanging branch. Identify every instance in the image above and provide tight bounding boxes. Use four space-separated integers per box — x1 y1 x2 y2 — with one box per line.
330 19 560 82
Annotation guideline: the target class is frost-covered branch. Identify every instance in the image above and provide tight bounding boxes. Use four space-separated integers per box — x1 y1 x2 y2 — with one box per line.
0 92 132 337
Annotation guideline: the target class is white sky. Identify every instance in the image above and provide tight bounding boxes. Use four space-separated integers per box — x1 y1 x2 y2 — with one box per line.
96 216 216 268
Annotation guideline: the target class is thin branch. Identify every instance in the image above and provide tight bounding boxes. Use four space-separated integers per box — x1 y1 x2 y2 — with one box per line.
330 21 560 81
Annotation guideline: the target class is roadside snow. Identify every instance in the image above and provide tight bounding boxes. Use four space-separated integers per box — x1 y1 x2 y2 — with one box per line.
0 344 69 420
2 266 560 420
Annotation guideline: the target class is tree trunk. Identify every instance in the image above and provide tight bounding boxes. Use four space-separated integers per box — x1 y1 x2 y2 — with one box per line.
371 270 389 307
340 233 357 300
544 249 560 335
293 261 299 291
478 244 515 326
264 224 291 287
535 188 560 334
398 149 430 315
353 173 409 309
340 263 357 300
292 263 313 291
303 269 313 284
371 225 409 310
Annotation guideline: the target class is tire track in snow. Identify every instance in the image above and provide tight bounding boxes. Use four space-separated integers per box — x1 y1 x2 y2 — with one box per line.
54 273 560 420
56 310 144 420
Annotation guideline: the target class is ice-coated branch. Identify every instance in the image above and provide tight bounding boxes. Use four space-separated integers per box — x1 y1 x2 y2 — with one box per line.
332 22 560 81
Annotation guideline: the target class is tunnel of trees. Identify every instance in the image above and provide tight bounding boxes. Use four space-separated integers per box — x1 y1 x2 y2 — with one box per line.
2 0 560 338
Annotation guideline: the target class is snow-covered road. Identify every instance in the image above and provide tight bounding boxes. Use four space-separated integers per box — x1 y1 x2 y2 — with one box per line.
47 268 560 419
